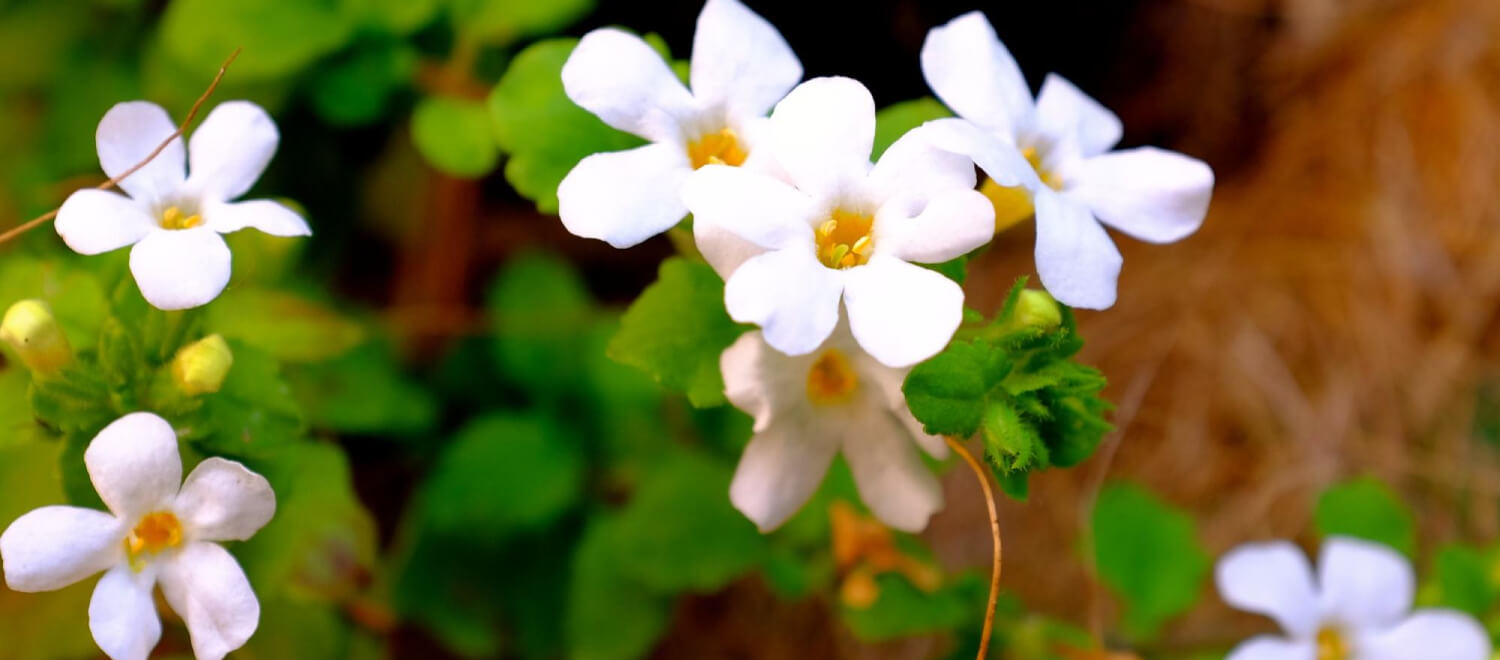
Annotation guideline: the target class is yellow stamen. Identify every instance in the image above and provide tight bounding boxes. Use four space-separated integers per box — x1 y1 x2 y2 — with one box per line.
981 146 1065 234
687 127 748 170
160 206 203 230
814 209 875 269
806 348 858 406
1022 146 1064 191
124 511 183 570
1316 626 1351 660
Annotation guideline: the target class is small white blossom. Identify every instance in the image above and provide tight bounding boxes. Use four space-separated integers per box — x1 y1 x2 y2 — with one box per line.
684 76 994 367
0 412 275 660
723 322 947 532
1216 536 1491 660
557 0 802 248
920 11 1214 310
55 101 311 311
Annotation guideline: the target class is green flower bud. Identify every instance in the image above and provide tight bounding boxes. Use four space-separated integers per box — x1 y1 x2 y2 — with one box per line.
1014 289 1062 331
171 334 233 396
0 299 72 374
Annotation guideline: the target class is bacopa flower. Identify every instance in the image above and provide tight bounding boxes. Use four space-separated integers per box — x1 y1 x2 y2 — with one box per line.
684 77 994 368
0 412 275 660
557 0 802 248
55 101 311 311
723 323 947 532
920 11 1214 310
1216 536 1491 660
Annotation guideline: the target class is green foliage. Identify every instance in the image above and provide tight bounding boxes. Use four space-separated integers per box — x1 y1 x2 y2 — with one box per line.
608 258 745 408
1092 483 1210 640
1434 544 1496 616
488 38 645 213
159 0 355 81
1314 477 1417 557
843 573 987 641
412 96 501 178
286 343 438 435
447 0 595 43
872 97 950 159
566 517 674 660
487 251 597 396
205 288 365 363
309 39 418 127
903 279 1112 498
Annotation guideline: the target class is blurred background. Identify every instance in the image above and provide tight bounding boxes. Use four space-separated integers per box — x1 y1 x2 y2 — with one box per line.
1 0 1498 658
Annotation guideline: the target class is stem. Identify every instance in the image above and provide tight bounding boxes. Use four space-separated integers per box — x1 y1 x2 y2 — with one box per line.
0 48 242 246
945 435 1002 660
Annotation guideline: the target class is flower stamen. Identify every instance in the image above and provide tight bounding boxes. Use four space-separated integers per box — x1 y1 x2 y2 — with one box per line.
159 206 203 230
687 127 748 170
807 349 858 406
1316 626 1351 660
815 210 875 269
124 511 183 570
1021 146 1063 191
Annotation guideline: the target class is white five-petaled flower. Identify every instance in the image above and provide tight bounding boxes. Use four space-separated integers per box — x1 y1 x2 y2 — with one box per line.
1216 536 1491 660
558 0 802 248
0 412 275 660
684 77 995 368
55 100 311 311
920 11 1214 310
723 323 947 532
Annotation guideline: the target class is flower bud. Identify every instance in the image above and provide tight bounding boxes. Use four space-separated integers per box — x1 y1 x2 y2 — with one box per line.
171 334 233 396
0 299 72 374
1013 289 1062 331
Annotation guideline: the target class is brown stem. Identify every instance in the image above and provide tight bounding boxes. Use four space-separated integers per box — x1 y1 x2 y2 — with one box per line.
945 435 1002 660
0 48 242 246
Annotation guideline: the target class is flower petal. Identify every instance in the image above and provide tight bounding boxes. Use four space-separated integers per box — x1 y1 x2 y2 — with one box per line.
919 11 1033 137
874 188 994 264
1068 147 1214 244
1 506 123 592
1224 635 1317 660
1317 536 1413 630
724 247 844 356
128 226 232 310
769 77 875 197
159 542 260 660
1215 540 1321 638
843 408 944 532
562 28 696 144
557 143 691 248
185 101 279 202
95 101 186 204
690 0 802 116
682 165 815 249
729 411 840 532
201 199 310 237
923 118 1041 190
85 412 182 521
842 255 964 368
855 354 948 459
1033 190 1121 310
866 123 977 205
721 330 794 430
1033 73 1122 161
173 458 275 543
54 189 155 255
694 215 765 279
1360 610 1491 660
89 563 162 660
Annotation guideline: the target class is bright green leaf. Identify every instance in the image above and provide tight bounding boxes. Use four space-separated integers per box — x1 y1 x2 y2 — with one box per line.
1314 477 1416 557
412 95 500 178
185 341 305 458
1093 483 1210 640
423 414 584 541
1435 545 1494 616
206 288 364 364
159 0 355 81
447 0 593 43
607 258 743 408
902 340 1012 437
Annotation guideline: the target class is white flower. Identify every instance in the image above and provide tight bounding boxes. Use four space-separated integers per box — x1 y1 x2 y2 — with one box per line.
1216 536 1491 660
683 77 994 368
0 412 275 660
919 11 1214 310
55 101 311 311
557 0 802 248
723 323 948 532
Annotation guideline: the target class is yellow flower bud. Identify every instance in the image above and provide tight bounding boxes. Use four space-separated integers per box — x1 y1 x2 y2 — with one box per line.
0 299 72 374
1014 289 1063 331
171 334 233 396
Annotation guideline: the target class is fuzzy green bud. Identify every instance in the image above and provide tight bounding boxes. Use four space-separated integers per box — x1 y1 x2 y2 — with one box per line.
171 334 233 396
1013 289 1063 331
0 299 72 374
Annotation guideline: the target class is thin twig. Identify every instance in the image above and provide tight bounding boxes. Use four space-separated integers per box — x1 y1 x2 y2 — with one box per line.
0 48 242 247
946 435 1002 660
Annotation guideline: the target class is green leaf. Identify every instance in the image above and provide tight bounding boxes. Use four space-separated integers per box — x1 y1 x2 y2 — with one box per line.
487 251 596 396
488 38 645 213
286 343 437 435
0 256 109 350
1434 545 1495 616
308 39 417 126
352 0 441 34
566 517 674 660
447 0 594 43
206 288 365 364
613 453 767 592
902 340 1012 437
185 341 305 458
1314 477 1417 556
607 258 744 408
842 572 986 641
159 0 355 81
872 97 950 159
423 414 584 541
1092 483 1210 640
0 367 43 449
981 397 1046 472
412 95 500 178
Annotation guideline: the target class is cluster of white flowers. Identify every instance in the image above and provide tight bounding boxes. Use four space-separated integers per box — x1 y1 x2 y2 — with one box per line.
557 0 1213 533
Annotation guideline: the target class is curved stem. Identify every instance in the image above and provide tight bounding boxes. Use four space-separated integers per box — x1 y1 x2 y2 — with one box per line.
0 48 242 246
946 435 1002 660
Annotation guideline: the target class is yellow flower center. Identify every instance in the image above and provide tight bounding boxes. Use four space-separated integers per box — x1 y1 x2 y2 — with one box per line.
1022 146 1063 191
806 348 858 406
1316 626 1351 660
981 146 1063 234
159 206 203 230
815 209 875 269
124 511 183 570
687 127 748 169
